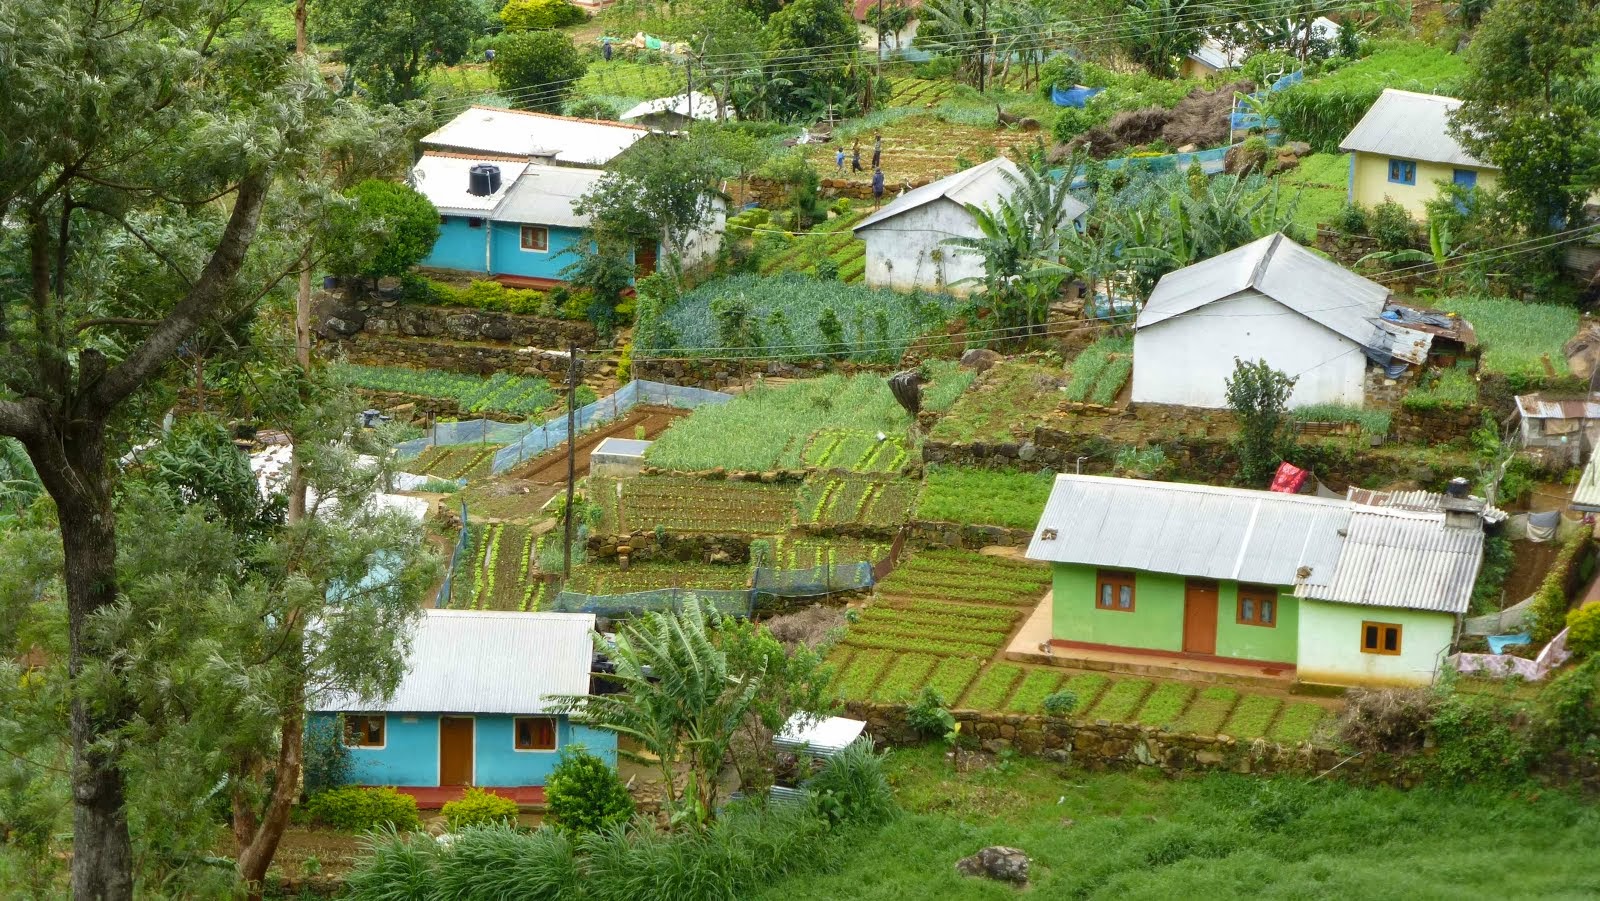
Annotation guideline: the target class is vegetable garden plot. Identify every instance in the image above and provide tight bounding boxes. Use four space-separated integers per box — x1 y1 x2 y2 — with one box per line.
598 476 799 535
756 536 890 570
800 429 911 474
333 364 568 419
404 445 501 481
928 361 1067 444
446 522 544 611
875 551 1052 606
564 561 752 595
916 465 1055 531
798 474 918 530
1062 336 1133 405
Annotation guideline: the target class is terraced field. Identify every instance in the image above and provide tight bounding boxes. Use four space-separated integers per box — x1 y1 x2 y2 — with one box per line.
799 429 911 474
755 209 869 283
798 474 919 530
591 476 800 534
564 560 752 595
447 522 549 612
403 444 501 481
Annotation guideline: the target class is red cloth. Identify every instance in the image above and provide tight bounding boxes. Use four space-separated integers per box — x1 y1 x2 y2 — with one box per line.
1270 462 1308 494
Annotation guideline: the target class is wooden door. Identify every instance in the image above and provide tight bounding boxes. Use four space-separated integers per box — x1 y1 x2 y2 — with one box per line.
634 240 658 278
439 717 474 786
1182 580 1219 655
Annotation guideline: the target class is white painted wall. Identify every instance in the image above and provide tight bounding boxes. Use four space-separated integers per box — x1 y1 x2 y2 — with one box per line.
670 194 727 273
1296 600 1456 687
859 197 984 296
1131 290 1369 409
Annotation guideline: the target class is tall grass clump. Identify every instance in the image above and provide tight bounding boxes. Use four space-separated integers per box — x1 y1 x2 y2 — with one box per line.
1402 362 1478 411
1291 402 1391 436
806 739 897 827
434 826 584 901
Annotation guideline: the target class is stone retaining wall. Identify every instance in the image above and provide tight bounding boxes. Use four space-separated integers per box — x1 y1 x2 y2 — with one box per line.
909 520 1034 549
1391 404 1481 445
316 292 597 348
333 334 616 391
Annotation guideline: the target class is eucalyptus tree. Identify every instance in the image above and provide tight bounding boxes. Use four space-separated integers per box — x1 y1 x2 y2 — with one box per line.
0 1 398 894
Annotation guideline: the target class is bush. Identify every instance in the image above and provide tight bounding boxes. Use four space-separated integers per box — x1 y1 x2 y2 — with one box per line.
1531 531 1591 641
1051 107 1094 143
906 686 955 737
1369 200 1419 251
324 180 440 279
1335 688 1435 755
436 825 582 901
1038 54 1082 94
567 97 620 120
442 786 520 830
493 30 587 113
545 747 635 836
1331 202 1369 236
1426 692 1530 786
1042 690 1079 717
302 718 351 797
1566 603 1600 658
499 0 585 31
806 738 897 827
305 786 421 833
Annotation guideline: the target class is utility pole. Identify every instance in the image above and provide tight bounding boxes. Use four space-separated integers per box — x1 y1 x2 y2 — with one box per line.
876 0 885 76
977 0 989 93
563 342 579 580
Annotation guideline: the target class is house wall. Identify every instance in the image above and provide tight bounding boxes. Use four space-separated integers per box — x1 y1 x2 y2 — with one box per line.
309 713 618 787
859 197 983 296
420 217 588 281
669 196 727 273
1295 601 1456 687
1051 564 1298 664
426 218 490 273
1347 151 1498 218
1131 290 1369 409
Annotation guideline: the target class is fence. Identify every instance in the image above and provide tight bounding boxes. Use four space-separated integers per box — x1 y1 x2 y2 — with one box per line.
489 379 732 475
550 587 754 618
1229 69 1305 131
1450 627 1571 681
752 562 875 602
396 419 537 461
436 502 471 608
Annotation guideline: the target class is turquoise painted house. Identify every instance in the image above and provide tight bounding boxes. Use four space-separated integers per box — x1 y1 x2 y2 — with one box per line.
311 609 616 792
1025 476 1492 687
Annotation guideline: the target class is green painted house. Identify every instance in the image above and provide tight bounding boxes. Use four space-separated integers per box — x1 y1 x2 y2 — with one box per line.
1026 476 1489 687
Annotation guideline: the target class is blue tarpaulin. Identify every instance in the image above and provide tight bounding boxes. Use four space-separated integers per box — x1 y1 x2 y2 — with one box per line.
1230 70 1305 130
1051 85 1105 108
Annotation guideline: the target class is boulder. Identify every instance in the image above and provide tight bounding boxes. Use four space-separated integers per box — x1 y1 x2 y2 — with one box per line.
444 313 482 341
960 348 1003 372
1224 141 1269 176
1564 323 1600 380
955 846 1030 885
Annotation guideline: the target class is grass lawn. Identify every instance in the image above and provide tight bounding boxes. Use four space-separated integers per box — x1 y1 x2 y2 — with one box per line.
750 744 1600 900
1278 152 1350 234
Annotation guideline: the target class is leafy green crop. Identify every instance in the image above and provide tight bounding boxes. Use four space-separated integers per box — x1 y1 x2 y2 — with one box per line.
333 364 578 418
916 465 1055 530
1006 669 1067 713
961 664 1024 709
1436 295 1579 383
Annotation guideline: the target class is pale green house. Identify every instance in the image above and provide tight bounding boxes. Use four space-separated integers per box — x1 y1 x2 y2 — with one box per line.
1026 476 1489 688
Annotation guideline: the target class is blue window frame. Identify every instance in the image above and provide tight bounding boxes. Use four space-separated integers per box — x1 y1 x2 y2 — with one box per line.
1388 159 1417 185
1452 169 1478 189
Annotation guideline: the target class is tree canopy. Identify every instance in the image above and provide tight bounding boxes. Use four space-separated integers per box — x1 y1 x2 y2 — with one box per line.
493 30 590 113
320 0 485 104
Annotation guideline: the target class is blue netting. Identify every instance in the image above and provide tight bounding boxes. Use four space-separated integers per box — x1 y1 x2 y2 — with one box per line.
436 502 470 608
1229 70 1304 130
396 419 536 461
1051 85 1104 108
752 562 874 598
491 380 732 475
550 588 753 618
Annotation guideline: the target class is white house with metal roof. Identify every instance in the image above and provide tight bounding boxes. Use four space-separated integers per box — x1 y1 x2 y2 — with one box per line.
1026 474 1488 687
620 91 731 131
310 610 615 793
1130 232 1430 409
852 157 1089 296
1339 89 1499 217
422 105 650 168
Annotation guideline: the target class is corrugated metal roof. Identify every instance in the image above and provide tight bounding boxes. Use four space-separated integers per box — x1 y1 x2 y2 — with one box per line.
1346 487 1505 522
620 92 726 124
313 610 596 714
853 156 1089 232
411 154 529 215
1338 89 1493 169
1295 508 1482 613
1137 233 1390 348
1515 393 1600 420
1025 474 1350 585
773 714 866 758
1188 37 1243 71
493 165 607 228
1572 452 1600 511
421 106 648 167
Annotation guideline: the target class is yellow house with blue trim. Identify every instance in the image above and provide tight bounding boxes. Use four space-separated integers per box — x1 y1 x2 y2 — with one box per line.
1339 89 1499 218
1025 475 1491 688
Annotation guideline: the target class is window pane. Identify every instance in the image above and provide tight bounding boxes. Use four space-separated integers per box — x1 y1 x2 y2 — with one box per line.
1261 600 1273 624
1119 586 1132 609
1364 625 1378 649
1241 598 1254 622
1099 584 1111 608
1384 628 1399 652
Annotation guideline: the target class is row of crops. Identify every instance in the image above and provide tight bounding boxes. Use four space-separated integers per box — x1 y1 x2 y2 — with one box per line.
334 364 572 419
797 474 919 530
447 522 550 612
405 444 501 481
750 209 869 284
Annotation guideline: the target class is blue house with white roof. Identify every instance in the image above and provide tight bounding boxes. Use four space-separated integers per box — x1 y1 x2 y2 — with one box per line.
310 609 616 802
414 106 725 285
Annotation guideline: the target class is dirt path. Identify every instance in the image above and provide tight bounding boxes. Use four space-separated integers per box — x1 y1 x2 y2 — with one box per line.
505 405 685 485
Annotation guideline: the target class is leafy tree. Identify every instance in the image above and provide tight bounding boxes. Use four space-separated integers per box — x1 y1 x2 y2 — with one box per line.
765 0 864 117
1118 0 1207 77
321 0 484 103
324 179 440 279
573 133 725 284
717 615 836 790
1225 358 1298 484
0 0 387 892
493 30 589 113
545 747 636 834
1451 0 1600 232
500 0 587 30
561 237 638 336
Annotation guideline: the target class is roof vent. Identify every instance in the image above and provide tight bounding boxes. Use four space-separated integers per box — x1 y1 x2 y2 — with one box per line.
467 164 502 197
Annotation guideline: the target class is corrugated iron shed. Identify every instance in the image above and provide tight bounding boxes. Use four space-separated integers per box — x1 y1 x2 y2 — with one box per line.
314 610 596 714
774 714 866 758
1515 393 1600 420
422 105 648 167
853 156 1089 232
1338 89 1493 169
1136 233 1390 350
1025 474 1350 586
1572 453 1600 511
1294 508 1482 614
1346 487 1505 522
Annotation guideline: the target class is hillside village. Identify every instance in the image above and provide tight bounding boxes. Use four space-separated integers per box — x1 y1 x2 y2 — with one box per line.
6 0 1600 897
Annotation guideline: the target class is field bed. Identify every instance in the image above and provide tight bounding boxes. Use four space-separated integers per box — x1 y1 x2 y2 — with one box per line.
798 474 918 530
564 560 751 595
758 536 890 569
593 476 799 535
405 445 501 481
800 429 911 473
875 551 1052 606
928 361 1066 444
334 364 562 419
447 522 544 611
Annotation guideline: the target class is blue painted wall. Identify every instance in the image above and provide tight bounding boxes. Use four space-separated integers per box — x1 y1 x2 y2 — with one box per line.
420 216 591 281
310 712 619 787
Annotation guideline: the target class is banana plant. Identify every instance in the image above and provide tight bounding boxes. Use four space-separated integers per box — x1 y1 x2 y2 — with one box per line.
1356 218 1465 290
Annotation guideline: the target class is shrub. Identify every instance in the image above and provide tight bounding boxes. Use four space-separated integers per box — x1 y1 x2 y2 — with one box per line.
1531 531 1591 641
1051 107 1093 143
1335 688 1435 754
1369 200 1420 251
545 747 635 836
1038 54 1082 94
500 0 586 31
906 686 956 737
302 718 351 797
442 786 520 830
806 738 897 827
305 786 421 833
344 827 444 900
1226 358 1297 485
1331 202 1369 236
323 179 440 279
435 825 582 901
493 30 587 114
567 97 620 120
1566 603 1600 658
1426 692 1530 786
1042 690 1079 717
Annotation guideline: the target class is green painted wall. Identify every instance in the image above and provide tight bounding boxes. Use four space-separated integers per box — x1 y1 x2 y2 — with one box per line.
1051 563 1297 664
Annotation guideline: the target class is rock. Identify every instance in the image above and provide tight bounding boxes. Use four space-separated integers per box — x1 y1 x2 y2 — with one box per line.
324 316 363 337
444 313 481 340
1564 323 1600 380
1286 141 1312 157
708 549 734 565
1018 440 1038 462
376 276 403 295
1176 143 1197 153
955 846 1030 885
960 348 1003 372
1224 141 1269 176
1273 150 1300 174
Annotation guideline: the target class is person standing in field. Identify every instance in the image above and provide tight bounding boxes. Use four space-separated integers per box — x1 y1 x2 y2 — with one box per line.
852 139 862 172
872 167 885 209
836 145 845 172
871 131 882 169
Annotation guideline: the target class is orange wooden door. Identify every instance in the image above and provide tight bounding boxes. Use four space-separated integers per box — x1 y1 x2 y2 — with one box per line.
634 241 658 278
439 717 474 786
1183 581 1219 655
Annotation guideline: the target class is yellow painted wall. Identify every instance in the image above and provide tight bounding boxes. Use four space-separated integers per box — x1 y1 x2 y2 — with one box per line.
1348 151 1498 218
1295 600 1456 687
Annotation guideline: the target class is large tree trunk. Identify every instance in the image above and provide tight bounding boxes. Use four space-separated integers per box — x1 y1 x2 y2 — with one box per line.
32 426 135 901
234 697 305 901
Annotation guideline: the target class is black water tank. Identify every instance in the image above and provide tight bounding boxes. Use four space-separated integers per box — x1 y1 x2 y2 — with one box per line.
467 163 501 196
